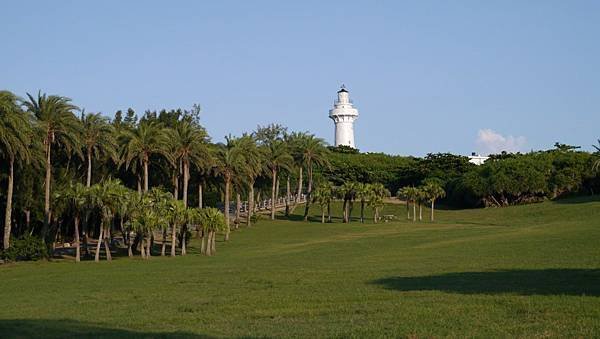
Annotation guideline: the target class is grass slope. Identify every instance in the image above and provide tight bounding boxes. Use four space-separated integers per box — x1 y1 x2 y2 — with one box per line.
1 197 599 338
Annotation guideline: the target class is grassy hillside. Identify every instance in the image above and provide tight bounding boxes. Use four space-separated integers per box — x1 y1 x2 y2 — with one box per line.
1 197 599 338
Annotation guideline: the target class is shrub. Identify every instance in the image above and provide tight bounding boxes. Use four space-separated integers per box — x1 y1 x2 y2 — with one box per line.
1 235 49 262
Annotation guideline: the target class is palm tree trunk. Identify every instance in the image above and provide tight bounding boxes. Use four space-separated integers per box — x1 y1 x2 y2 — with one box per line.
171 224 177 257
181 226 187 256
198 183 203 208
95 225 103 262
146 232 152 257
143 157 149 192
247 181 254 227
406 200 410 220
205 231 212 256
3 157 15 250
235 192 241 228
137 176 142 195
211 231 216 253
296 167 303 202
140 237 146 259
183 160 189 207
342 198 348 223
74 215 80 262
224 176 231 240
161 229 167 256
303 166 313 221
430 200 435 221
419 203 422 221
327 202 331 222
412 201 416 222
321 207 325 223
200 230 206 254
285 175 291 216
43 140 52 242
360 200 365 223
173 173 178 200
271 168 277 220
86 148 92 187
128 235 133 257
103 224 112 261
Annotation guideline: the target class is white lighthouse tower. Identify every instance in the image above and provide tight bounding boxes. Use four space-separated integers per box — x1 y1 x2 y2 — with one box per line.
329 85 359 148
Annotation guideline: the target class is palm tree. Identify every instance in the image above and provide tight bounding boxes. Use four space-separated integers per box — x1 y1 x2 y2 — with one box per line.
23 91 81 242
166 121 209 207
423 182 446 221
235 135 263 227
313 182 334 223
301 135 330 221
401 186 420 222
397 187 412 220
0 91 35 250
90 179 124 262
262 140 293 220
213 137 245 240
339 182 357 223
81 112 117 187
166 199 186 257
593 140 600 171
355 183 370 223
285 132 308 209
120 122 167 193
56 182 89 262
368 183 389 223
199 207 225 256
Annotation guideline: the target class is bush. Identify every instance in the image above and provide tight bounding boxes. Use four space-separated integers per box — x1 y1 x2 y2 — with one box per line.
1 235 49 262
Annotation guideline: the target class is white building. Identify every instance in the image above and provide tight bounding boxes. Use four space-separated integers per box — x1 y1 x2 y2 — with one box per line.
468 153 489 165
329 85 358 148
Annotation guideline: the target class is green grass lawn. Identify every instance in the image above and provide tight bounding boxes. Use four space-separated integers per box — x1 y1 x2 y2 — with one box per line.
1 197 599 338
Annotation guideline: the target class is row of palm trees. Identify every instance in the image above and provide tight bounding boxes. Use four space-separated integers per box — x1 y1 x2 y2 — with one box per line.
0 90 332 252
397 180 446 222
312 182 390 223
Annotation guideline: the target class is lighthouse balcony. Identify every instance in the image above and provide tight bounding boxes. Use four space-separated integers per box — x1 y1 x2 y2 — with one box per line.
334 99 353 105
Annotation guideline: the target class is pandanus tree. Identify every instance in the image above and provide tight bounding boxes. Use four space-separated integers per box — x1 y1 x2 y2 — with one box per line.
355 183 370 223
55 182 89 262
423 181 446 221
23 91 82 242
129 195 160 259
166 197 186 257
0 91 35 250
312 182 334 223
120 122 167 193
81 112 117 187
213 137 245 240
199 207 225 256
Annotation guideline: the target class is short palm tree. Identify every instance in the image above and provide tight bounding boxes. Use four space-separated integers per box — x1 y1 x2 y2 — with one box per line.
423 182 446 221
90 178 125 262
199 207 225 256
262 140 293 220
355 183 370 223
397 187 412 220
312 182 334 223
120 122 167 192
236 134 263 227
368 183 389 223
81 112 117 187
339 182 357 223
23 91 82 242
0 91 35 249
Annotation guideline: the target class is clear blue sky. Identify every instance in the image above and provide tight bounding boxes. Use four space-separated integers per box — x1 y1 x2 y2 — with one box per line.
2 1 599 156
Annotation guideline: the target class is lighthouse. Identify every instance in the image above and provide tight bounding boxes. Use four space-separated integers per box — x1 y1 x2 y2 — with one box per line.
329 85 359 148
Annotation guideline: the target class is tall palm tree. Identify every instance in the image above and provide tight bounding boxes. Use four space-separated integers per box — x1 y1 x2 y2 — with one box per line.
339 182 357 223
263 140 293 220
285 132 308 208
120 122 167 192
397 187 412 220
166 121 209 207
301 135 330 221
213 137 245 240
81 112 117 187
0 91 35 249
236 134 263 227
23 91 81 242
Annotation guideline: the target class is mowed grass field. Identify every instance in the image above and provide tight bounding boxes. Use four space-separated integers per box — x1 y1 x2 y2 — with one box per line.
1 197 599 338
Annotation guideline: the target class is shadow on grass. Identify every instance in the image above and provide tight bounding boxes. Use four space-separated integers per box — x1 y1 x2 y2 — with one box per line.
0 319 211 338
553 194 600 204
372 269 600 296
